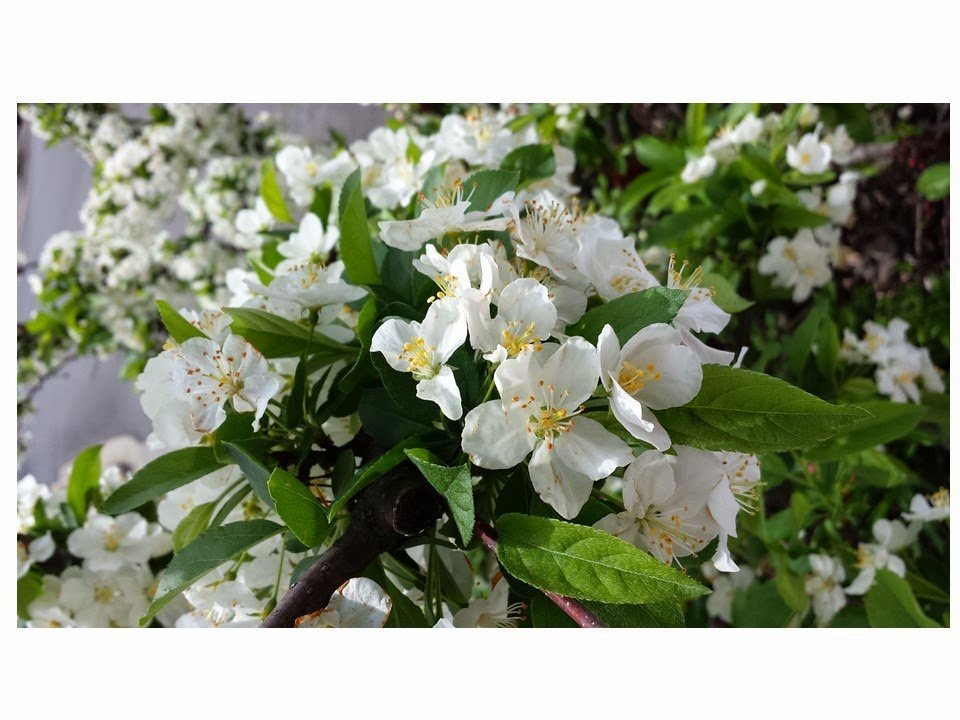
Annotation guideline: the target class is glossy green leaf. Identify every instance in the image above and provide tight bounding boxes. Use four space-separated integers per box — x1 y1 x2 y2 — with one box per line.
463 169 519 213
267 468 330 548
141 520 282 626
223 441 274 507
566 286 687 344
338 168 380 285
171 502 216 552
405 449 474 545
808 400 924 461
101 447 225 515
501 144 555 188
531 593 684 628
865 569 940 628
156 300 207 344
632 136 685 171
495 514 708 604
225 307 355 359
260 159 293 223
656 365 871 454
66 444 102 521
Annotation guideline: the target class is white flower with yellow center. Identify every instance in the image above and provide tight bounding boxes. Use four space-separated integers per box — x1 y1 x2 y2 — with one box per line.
173 333 281 434
876 346 944 404
296 577 392 628
846 518 918 595
509 192 581 280
706 452 762 572
247 261 367 311
804 554 846 626
903 488 949 523
58 564 153 627
597 322 703 451
379 182 511 251
276 145 351 207
757 229 832 302
234 197 274 249
276 212 339 273
464 277 558 363
17 532 55 578
412 242 498 303
370 297 468 420
462 337 633 519
575 215 659 301
67 511 168 572
594 448 719 566
786 130 832 174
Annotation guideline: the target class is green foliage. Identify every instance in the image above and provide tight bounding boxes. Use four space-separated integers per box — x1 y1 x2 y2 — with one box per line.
225 307 356 360
405 449 475 545
916 162 949 201
66 444 102 521
223 442 274 508
156 300 206 343
101 448 225 515
463 169 519 212
500 144 556 188
171 502 216 552
566 286 687 343
865 570 941 628
326 437 424 520
267 468 330 548
260 159 293 223
338 168 380 285
141 520 282 626
495 514 708 605
808 400 924 461
656 365 870 453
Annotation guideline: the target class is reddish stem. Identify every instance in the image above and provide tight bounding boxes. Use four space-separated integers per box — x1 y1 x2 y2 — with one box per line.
475 519 606 629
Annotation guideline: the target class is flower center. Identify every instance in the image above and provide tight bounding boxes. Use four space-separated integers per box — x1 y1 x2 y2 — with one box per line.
617 361 661 394
94 584 115 604
103 530 121 552
931 488 949 509
667 254 704 290
428 273 460 303
501 320 541 356
305 160 319 179
399 337 437 381
635 506 708 562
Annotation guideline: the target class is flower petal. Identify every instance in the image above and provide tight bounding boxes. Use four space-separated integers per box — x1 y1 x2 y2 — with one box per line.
416 366 462 420
461 402 535 469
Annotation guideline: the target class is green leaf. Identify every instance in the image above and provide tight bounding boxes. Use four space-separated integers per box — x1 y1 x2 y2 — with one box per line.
814 316 840 381
463 169 519 213
782 169 837 187
260 159 293 223
156 300 206 344
141 520 282 626
699 272 753 313
223 441 275 508
17 571 44 620
530 593 682 628
732 581 794 627
338 167 380 285
646 207 718 246
916 162 949 201
808 400 924 461
784 303 826 375
566 286 687 344
404 449 474 545
225 307 356 359
839 449 911 488
101 447 225 515
632 136 685 171
771 552 809 613
326 437 423 520
310 184 333 228
267 468 330 548
66 444 102 521
771 205 830 230
358 387 436 447
171 502 216 552
617 170 673 221
685 103 707 147
495 514 708 604
285 358 307 428
865 569 941 628
656 365 871 454
500 144 556 188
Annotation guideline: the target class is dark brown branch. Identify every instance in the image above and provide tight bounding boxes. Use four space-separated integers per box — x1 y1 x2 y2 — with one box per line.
260 469 443 628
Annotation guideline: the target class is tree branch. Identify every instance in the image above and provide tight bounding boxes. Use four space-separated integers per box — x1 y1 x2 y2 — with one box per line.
260 469 443 628
474 518 606 629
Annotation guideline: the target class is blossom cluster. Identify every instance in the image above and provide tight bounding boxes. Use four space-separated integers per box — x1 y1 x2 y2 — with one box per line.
840 317 945 403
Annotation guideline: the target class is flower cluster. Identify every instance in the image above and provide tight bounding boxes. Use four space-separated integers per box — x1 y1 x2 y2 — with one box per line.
840 318 945 403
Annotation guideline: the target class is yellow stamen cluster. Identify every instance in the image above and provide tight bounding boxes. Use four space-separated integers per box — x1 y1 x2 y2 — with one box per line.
931 488 949 509
618 361 661 394
427 273 460 303
103 530 121 552
722 455 763 514
397 337 437 381
668 254 705 291
501 320 541 356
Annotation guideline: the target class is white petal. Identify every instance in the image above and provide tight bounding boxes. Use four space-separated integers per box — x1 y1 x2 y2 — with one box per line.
539 337 600 410
596 324 621 388
711 534 740 573
622 450 676 512
707 478 740 537
554 417 633 481
416 366 462 420
528 441 594 520
420 297 467 363
629 342 703 410
330 577 393 628
461 402 535 469
370 318 419 373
